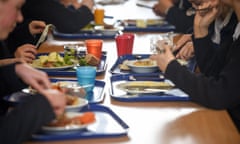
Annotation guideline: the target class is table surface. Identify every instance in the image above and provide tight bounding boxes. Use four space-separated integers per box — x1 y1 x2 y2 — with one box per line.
26 0 240 144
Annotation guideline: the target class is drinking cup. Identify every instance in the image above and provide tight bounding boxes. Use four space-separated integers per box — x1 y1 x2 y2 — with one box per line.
150 33 174 54
122 33 134 54
115 33 134 56
76 66 96 95
85 39 103 60
94 8 105 25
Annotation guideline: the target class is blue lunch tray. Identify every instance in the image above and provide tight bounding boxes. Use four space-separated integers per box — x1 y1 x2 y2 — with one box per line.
31 104 129 141
123 24 175 32
50 78 105 104
109 73 189 102
4 79 105 104
53 30 117 40
109 54 196 75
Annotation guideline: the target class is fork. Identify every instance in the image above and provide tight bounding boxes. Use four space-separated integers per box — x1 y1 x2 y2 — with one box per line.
35 24 55 49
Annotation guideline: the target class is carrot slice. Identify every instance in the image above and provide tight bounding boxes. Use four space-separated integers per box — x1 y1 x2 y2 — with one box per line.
79 112 95 124
71 112 95 125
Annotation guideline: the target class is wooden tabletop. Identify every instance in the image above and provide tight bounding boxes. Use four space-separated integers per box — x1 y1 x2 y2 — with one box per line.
25 0 240 143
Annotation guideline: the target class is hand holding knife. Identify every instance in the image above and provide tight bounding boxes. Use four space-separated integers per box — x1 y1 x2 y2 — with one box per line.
35 24 55 49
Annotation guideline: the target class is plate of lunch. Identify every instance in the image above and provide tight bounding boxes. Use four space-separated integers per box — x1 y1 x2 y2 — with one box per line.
65 96 88 112
42 111 96 135
31 52 75 71
6 80 88 111
116 81 174 94
123 19 167 27
4 91 88 112
51 81 88 112
125 59 159 73
94 25 124 35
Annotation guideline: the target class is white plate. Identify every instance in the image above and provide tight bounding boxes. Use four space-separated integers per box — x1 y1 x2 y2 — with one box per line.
31 59 74 71
126 59 159 73
94 25 124 35
42 112 95 135
21 88 88 112
116 81 174 94
21 81 87 112
66 97 88 112
123 19 166 26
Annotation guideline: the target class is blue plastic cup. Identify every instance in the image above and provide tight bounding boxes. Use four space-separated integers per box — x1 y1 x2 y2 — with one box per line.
76 66 96 94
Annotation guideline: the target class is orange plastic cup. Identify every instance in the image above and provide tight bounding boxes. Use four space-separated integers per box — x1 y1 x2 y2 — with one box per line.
85 39 103 60
94 8 104 25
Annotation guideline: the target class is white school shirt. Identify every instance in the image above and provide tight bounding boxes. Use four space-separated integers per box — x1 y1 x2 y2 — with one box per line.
233 22 240 41
212 9 233 44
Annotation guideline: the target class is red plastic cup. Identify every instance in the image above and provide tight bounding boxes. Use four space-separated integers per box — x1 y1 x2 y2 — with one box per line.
122 33 134 54
85 39 103 59
115 33 134 57
115 35 130 57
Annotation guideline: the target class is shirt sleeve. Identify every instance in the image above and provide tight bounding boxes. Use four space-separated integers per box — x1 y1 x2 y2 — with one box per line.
164 59 240 109
22 0 94 33
0 64 27 97
0 94 55 144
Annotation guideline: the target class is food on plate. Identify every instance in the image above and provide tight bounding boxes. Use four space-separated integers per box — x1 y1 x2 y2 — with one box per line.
119 59 157 71
48 112 95 127
123 19 165 26
103 24 114 29
136 19 147 28
126 59 159 73
81 23 114 30
94 25 123 35
146 19 166 26
51 81 86 104
73 112 95 124
117 81 174 93
132 59 156 67
39 52 65 67
119 60 130 70
81 23 95 31
32 52 75 68
64 46 100 66
85 54 100 66
65 94 79 106
120 81 173 89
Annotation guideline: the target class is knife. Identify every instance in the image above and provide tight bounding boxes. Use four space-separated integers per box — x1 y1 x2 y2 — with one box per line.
35 24 55 49
136 3 153 9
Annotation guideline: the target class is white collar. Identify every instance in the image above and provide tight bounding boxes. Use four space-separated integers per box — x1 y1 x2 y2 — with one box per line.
212 10 233 44
215 9 233 29
233 22 240 41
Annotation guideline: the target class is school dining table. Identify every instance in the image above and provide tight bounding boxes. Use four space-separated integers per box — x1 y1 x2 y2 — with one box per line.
25 0 240 144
